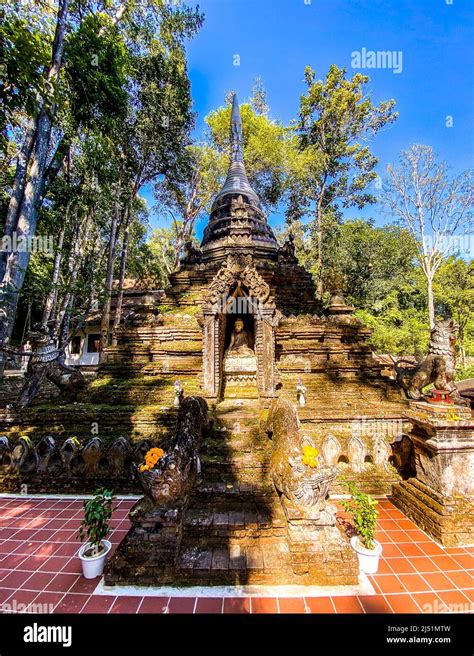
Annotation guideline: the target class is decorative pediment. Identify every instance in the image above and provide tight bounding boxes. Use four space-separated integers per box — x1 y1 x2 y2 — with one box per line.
204 265 270 309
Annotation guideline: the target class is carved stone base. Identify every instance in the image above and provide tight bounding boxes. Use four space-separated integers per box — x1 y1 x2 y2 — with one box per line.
391 401 474 547
392 479 474 547
104 497 186 586
281 498 359 585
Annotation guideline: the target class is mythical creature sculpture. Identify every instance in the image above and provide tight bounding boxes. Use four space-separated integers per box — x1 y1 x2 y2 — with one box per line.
15 324 86 408
266 397 337 512
395 319 463 402
134 396 208 507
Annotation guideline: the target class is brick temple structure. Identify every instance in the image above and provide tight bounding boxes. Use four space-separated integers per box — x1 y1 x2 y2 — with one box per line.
100 96 413 587
1 95 471 589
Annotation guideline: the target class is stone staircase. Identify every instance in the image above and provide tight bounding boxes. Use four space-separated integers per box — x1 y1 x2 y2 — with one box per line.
173 398 294 584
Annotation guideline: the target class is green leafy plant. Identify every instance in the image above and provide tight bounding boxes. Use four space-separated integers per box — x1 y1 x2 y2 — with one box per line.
341 481 379 550
78 488 115 557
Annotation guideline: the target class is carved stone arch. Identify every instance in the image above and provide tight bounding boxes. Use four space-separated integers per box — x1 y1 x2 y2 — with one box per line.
202 264 277 399
372 434 390 467
322 434 342 467
347 436 365 473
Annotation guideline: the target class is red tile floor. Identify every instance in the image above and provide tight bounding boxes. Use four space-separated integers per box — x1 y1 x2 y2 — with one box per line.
0 495 472 614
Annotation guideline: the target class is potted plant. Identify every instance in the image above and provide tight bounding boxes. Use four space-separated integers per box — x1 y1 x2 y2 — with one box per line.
341 481 382 574
78 488 115 579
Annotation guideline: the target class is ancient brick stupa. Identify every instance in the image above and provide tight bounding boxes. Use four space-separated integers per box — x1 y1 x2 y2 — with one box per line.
102 95 408 587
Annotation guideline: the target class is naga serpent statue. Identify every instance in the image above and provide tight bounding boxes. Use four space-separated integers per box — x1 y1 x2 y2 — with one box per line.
266 397 337 513
395 319 465 403
134 396 209 507
14 324 86 409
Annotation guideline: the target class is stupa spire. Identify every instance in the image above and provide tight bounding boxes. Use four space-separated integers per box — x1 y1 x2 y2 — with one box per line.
230 94 244 163
212 93 259 206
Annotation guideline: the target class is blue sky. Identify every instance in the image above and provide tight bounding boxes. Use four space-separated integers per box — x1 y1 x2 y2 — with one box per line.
144 0 474 238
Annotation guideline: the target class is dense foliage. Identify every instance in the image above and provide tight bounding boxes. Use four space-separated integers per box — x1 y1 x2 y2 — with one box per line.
1 3 472 370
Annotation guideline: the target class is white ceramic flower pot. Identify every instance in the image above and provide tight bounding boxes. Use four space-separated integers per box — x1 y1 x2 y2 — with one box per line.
78 540 112 579
350 536 382 574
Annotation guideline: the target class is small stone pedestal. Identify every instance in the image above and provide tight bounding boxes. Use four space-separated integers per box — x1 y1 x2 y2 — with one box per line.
281 498 359 585
392 401 474 547
104 497 185 586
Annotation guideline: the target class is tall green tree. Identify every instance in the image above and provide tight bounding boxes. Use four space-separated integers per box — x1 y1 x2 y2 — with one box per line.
383 144 473 329
288 64 397 298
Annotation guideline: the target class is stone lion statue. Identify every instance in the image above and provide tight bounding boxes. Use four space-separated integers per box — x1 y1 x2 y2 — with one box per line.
395 319 463 402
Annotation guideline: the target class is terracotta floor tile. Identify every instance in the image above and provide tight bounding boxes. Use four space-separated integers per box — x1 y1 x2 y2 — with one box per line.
51 543 80 557
412 592 444 613
68 577 99 594
397 543 426 557
331 595 364 613
388 557 417 574
25 592 64 614
375 558 393 574
223 597 251 613
382 544 404 558
167 597 196 613
460 589 474 604
407 557 438 573
385 593 420 613
419 541 446 557
54 594 89 614
250 597 278 614
0 589 15 605
396 519 418 531
436 590 472 612
378 519 400 530
429 555 462 572
304 597 335 613
59 558 82 574
375 574 406 594
357 595 393 613
20 571 54 591
422 572 457 591
399 573 431 593
453 554 474 570
37 556 69 573
406 529 431 542
45 573 79 593
1 589 39 610
194 597 223 614
109 596 142 614
1 570 33 589
0 554 28 569
81 595 117 614
138 596 170 613
386 508 406 520
278 597 307 613
446 570 473 589
386 530 411 543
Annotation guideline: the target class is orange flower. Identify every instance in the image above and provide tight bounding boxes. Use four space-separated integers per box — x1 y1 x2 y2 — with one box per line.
139 447 165 472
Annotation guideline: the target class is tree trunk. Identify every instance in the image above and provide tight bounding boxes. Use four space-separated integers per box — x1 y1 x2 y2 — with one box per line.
111 203 132 346
0 0 69 377
42 223 66 325
1 120 37 278
315 203 324 300
427 273 435 331
99 182 121 355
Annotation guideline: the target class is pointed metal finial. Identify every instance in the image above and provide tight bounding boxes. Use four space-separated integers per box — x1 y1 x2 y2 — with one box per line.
230 94 244 163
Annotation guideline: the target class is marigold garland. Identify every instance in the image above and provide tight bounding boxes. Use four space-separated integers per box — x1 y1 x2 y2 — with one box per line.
139 447 164 472
301 444 319 468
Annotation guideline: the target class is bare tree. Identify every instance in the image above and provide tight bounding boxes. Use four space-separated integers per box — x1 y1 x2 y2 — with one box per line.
384 144 473 329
